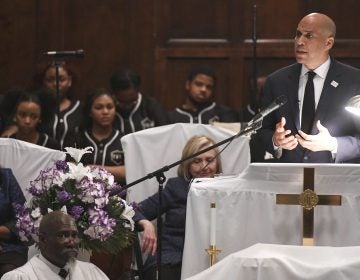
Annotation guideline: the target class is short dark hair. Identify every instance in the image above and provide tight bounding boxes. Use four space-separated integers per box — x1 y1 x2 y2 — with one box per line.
187 65 216 85
110 68 141 92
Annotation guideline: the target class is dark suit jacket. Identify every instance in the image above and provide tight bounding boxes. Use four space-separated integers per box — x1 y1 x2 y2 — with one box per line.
257 59 360 163
133 176 189 266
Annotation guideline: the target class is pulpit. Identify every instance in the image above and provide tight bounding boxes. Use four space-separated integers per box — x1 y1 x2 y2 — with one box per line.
181 163 360 279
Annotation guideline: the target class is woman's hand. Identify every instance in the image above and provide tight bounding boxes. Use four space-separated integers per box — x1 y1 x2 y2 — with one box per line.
137 219 157 255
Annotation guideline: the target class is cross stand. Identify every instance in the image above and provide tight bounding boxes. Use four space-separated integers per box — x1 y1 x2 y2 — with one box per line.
276 167 342 246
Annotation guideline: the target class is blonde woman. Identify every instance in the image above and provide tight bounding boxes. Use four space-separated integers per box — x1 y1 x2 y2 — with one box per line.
134 135 222 280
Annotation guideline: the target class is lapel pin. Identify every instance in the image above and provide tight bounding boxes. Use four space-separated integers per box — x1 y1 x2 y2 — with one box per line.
331 80 339 88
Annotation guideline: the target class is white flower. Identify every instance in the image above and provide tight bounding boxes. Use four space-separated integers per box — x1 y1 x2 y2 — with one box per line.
83 226 97 239
95 197 108 208
64 146 94 163
79 192 95 204
16 154 134 252
121 200 135 231
60 205 68 214
19 232 29 242
47 205 67 214
67 162 92 182
31 207 41 218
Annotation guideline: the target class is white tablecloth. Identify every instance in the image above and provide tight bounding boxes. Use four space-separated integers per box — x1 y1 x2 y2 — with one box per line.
182 163 360 279
186 243 360 280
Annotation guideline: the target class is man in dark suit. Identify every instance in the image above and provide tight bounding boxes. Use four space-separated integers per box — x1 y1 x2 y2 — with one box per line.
257 13 360 163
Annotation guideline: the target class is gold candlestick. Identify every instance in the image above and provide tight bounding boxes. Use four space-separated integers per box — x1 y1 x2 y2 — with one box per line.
205 245 221 266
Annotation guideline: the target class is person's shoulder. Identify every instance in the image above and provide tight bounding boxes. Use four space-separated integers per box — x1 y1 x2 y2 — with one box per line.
167 176 189 188
164 177 190 197
270 63 301 73
74 260 109 279
70 100 83 113
213 103 235 112
331 59 360 73
141 94 160 104
268 62 300 79
1 261 32 279
40 133 61 150
213 102 229 109
0 167 12 175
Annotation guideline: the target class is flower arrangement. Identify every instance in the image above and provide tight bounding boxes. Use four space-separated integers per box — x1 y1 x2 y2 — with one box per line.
15 147 134 254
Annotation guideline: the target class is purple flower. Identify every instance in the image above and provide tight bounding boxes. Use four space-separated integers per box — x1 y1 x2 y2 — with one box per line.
84 208 117 240
56 160 69 172
70 206 84 220
15 157 135 251
57 191 72 203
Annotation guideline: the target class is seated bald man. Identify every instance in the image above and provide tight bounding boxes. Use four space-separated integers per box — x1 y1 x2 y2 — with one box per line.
1 211 109 280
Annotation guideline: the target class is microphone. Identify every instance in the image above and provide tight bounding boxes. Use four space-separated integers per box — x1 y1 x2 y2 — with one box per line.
43 49 84 58
248 95 287 126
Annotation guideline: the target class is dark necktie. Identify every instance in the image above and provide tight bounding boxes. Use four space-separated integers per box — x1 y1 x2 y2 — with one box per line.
58 268 69 279
301 71 316 134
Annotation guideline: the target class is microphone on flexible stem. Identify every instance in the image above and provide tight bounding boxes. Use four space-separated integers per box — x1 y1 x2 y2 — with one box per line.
43 49 85 58
247 95 288 126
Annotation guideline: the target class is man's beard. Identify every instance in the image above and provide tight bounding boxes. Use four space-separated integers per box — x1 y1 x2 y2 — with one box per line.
67 256 77 264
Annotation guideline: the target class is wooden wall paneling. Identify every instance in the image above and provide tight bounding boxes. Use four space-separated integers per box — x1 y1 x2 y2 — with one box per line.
228 49 245 108
154 0 245 110
60 0 156 101
155 0 240 46
240 0 306 40
35 0 65 53
161 0 229 42
167 1 229 40
154 48 244 110
153 0 170 47
1 0 360 113
307 0 360 38
124 0 156 99
61 1 130 99
0 1 38 94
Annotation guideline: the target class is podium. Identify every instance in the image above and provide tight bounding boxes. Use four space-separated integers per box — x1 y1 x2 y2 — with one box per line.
185 243 360 280
181 163 360 279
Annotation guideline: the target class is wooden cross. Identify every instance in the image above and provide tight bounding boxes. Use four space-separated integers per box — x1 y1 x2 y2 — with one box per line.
276 167 342 246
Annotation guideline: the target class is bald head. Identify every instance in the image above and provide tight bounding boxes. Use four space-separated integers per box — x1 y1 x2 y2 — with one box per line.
301 13 336 38
39 211 75 235
39 211 79 267
295 13 336 69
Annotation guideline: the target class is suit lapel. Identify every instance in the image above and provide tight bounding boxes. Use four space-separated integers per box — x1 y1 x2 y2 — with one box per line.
286 64 302 131
313 60 340 132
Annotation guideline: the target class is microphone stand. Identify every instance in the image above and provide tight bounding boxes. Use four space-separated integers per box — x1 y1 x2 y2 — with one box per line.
53 59 62 146
43 50 84 149
110 120 263 280
251 5 258 111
